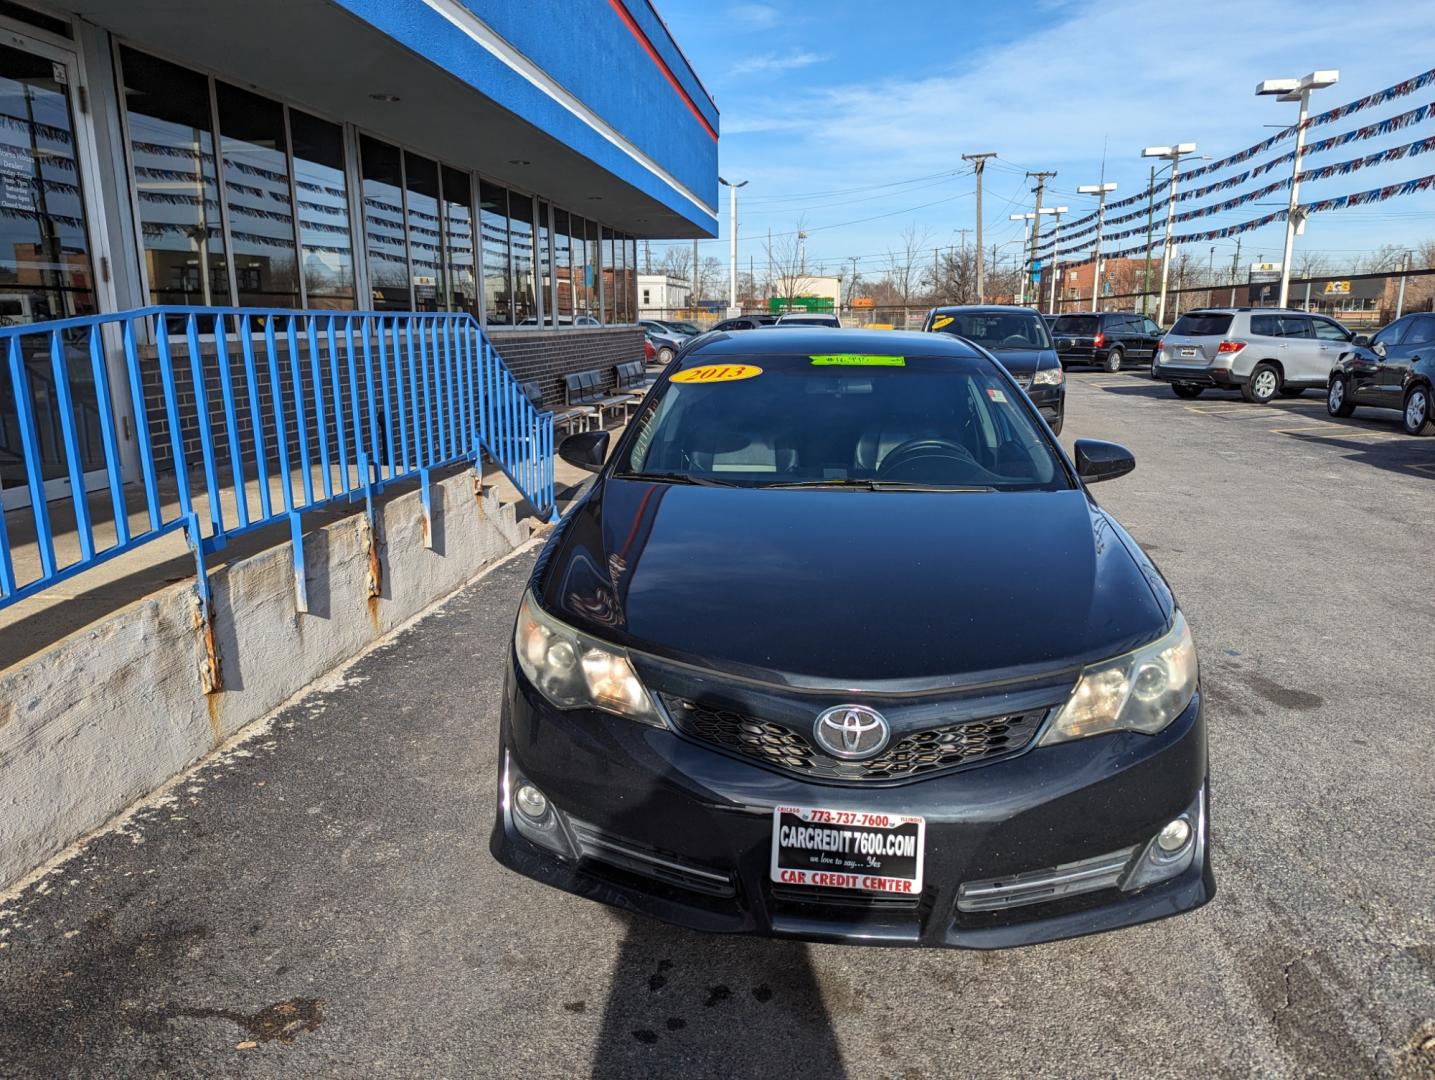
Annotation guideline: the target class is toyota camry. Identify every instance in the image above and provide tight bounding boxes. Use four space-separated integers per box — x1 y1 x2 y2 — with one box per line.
490 327 1212 949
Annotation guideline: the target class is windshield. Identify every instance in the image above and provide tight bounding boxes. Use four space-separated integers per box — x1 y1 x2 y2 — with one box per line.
616 353 1068 491
1052 315 1100 335
778 316 838 326
1169 312 1233 336
929 312 1051 351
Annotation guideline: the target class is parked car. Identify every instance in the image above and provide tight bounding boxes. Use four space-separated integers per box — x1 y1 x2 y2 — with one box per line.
775 312 842 328
1152 308 1355 403
1050 312 1163 373
493 327 1211 949
1327 312 1435 435
711 314 779 332
662 319 704 336
923 305 1065 434
640 320 690 364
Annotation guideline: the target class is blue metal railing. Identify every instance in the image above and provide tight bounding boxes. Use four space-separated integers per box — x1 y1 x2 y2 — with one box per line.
0 306 555 617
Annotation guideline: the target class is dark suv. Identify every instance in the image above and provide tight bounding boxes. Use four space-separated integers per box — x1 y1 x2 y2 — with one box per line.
1327 312 1435 435
1050 312 1163 373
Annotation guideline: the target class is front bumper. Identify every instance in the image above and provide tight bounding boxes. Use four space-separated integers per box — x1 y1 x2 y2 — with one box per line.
1056 347 1107 366
1024 382 1065 426
490 666 1213 950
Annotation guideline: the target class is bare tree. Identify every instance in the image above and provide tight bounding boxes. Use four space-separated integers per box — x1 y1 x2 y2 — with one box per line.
1293 250 1332 280
765 218 818 311
884 223 933 307
693 256 724 305
932 245 978 305
657 245 693 286
1357 244 1407 274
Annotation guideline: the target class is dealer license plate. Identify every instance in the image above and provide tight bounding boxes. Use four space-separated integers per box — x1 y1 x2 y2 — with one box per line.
770 805 925 895
1179 346 1198 357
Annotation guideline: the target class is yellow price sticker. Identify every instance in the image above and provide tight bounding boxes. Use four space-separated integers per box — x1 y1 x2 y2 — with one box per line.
931 315 955 330
671 363 763 384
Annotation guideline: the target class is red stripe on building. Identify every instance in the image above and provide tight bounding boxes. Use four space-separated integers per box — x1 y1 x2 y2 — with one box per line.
607 0 718 142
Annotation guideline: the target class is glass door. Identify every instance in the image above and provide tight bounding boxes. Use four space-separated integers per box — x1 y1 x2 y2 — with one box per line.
0 33 106 510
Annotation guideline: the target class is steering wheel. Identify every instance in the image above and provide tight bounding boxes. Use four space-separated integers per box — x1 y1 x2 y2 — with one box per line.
1001 335 1029 346
876 438 978 482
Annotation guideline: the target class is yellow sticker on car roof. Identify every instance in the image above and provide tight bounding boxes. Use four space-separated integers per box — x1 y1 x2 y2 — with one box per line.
809 354 906 367
671 363 763 384
931 315 955 330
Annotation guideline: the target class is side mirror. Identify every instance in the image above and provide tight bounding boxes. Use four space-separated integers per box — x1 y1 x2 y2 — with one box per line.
1074 439 1135 485
1352 334 1370 347
558 430 610 473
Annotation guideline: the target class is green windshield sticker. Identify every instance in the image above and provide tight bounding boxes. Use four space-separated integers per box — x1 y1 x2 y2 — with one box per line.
809 354 906 367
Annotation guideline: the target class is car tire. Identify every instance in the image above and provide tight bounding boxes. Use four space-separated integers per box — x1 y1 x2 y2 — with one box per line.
1242 362 1280 404
1150 357 1159 379
1278 387 1305 398
1403 384 1435 436
1048 414 1063 436
1102 349 1123 373
1172 384 1203 399
657 346 675 364
1327 376 1356 417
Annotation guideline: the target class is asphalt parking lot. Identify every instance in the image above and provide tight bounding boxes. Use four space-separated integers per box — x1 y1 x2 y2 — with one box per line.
1 370 1432 1079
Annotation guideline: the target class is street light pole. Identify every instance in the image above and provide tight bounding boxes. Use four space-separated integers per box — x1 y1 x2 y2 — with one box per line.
1257 70 1338 309
1077 181 1117 312
1142 143 1196 326
718 177 748 317
1046 206 1068 314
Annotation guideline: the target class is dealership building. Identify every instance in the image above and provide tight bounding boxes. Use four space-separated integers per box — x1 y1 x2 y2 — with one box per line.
0 0 718 498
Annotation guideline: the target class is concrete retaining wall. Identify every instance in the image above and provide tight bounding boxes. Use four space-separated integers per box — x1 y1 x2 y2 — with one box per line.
0 468 528 891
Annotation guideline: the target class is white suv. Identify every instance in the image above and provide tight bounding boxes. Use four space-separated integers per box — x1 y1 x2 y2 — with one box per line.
1154 308 1355 404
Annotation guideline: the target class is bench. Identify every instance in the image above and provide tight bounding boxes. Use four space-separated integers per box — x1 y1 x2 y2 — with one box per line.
613 360 658 420
564 369 629 427
520 381 590 433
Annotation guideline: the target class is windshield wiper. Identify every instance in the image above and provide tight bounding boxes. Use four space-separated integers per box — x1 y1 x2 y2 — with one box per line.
764 479 996 492
612 471 739 487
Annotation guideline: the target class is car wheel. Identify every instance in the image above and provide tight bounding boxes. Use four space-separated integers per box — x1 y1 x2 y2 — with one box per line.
1048 414 1063 436
1242 363 1280 404
1278 387 1305 398
657 345 675 364
1149 357 1159 379
1102 349 1123 373
1327 376 1356 417
1403 384 1435 436
1172 383 1203 399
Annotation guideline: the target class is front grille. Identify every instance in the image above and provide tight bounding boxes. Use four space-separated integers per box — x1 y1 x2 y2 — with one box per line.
662 697 1046 782
568 818 736 898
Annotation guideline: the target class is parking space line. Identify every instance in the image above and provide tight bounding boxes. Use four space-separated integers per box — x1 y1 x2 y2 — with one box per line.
1408 462 1435 474
1270 426 1405 442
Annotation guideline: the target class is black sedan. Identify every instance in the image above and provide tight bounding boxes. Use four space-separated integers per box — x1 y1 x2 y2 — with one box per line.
491 328 1212 949
1327 312 1435 435
923 305 1066 433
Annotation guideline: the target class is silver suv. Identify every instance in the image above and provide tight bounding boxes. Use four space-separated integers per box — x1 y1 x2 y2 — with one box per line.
1153 308 1355 404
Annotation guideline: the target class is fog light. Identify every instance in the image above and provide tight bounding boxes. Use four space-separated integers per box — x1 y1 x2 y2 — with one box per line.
515 783 549 820
1156 818 1191 853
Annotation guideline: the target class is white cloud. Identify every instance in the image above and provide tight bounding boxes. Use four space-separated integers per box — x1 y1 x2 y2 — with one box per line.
730 3 781 27
731 50 826 76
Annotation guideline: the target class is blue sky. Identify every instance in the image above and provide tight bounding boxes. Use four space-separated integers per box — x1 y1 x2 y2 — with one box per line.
653 0 1435 283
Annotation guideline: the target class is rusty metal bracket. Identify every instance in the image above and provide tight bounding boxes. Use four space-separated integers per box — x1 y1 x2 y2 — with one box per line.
418 466 433 549
184 511 222 694
359 449 382 597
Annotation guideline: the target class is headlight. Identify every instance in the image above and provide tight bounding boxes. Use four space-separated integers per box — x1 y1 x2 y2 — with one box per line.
513 590 664 727
1032 366 1064 385
1039 612 1197 746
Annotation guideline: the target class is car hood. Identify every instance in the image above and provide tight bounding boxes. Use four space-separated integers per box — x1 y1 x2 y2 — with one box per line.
984 347 1058 376
538 479 1170 689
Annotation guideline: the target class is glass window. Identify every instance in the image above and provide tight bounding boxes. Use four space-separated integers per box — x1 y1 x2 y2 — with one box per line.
1404 316 1435 346
289 110 353 309
536 200 552 325
601 226 616 324
571 214 590 318
1170 312 1233 337
552 208 572 323
119 47 229 305
1142 318 1162 336
215 82 298 308
404 152 441 312
1371 318 1409 347
509 192 535 324
1311 318 1349 342
440 165 475 314
479 181 510 325
928 310 1050 349
359 135 408 310
585 218 600 320
626 236 638 323
1052 315 1099 334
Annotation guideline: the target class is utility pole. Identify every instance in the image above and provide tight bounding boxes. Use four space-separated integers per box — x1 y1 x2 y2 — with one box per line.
1026 170 1056 306
933 247 940 298
1142 142 1196 326
1229 236 1242 305
1141 166 1157 316
963 152 996 303
643 239 651 275
1046 206 1068 314
691 238 699 312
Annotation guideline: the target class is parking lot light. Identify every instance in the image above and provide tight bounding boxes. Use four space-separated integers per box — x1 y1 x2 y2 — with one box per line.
1257 71 1338 307
1141 143 1197 327
1077 182 1118 312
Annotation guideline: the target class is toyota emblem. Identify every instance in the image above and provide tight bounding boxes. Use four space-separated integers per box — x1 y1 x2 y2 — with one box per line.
813 705 890 760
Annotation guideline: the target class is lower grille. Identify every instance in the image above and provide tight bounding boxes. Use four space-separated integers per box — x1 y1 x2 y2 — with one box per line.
568 819 736 898
663 697 1046 782
956 847 1136 912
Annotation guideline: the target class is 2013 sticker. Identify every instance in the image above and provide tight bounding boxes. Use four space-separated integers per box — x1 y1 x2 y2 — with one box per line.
931 315 955 330
671 364 763 384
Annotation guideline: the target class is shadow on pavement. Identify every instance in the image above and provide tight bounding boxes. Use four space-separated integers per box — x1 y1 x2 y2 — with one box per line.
589 912 847 1079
